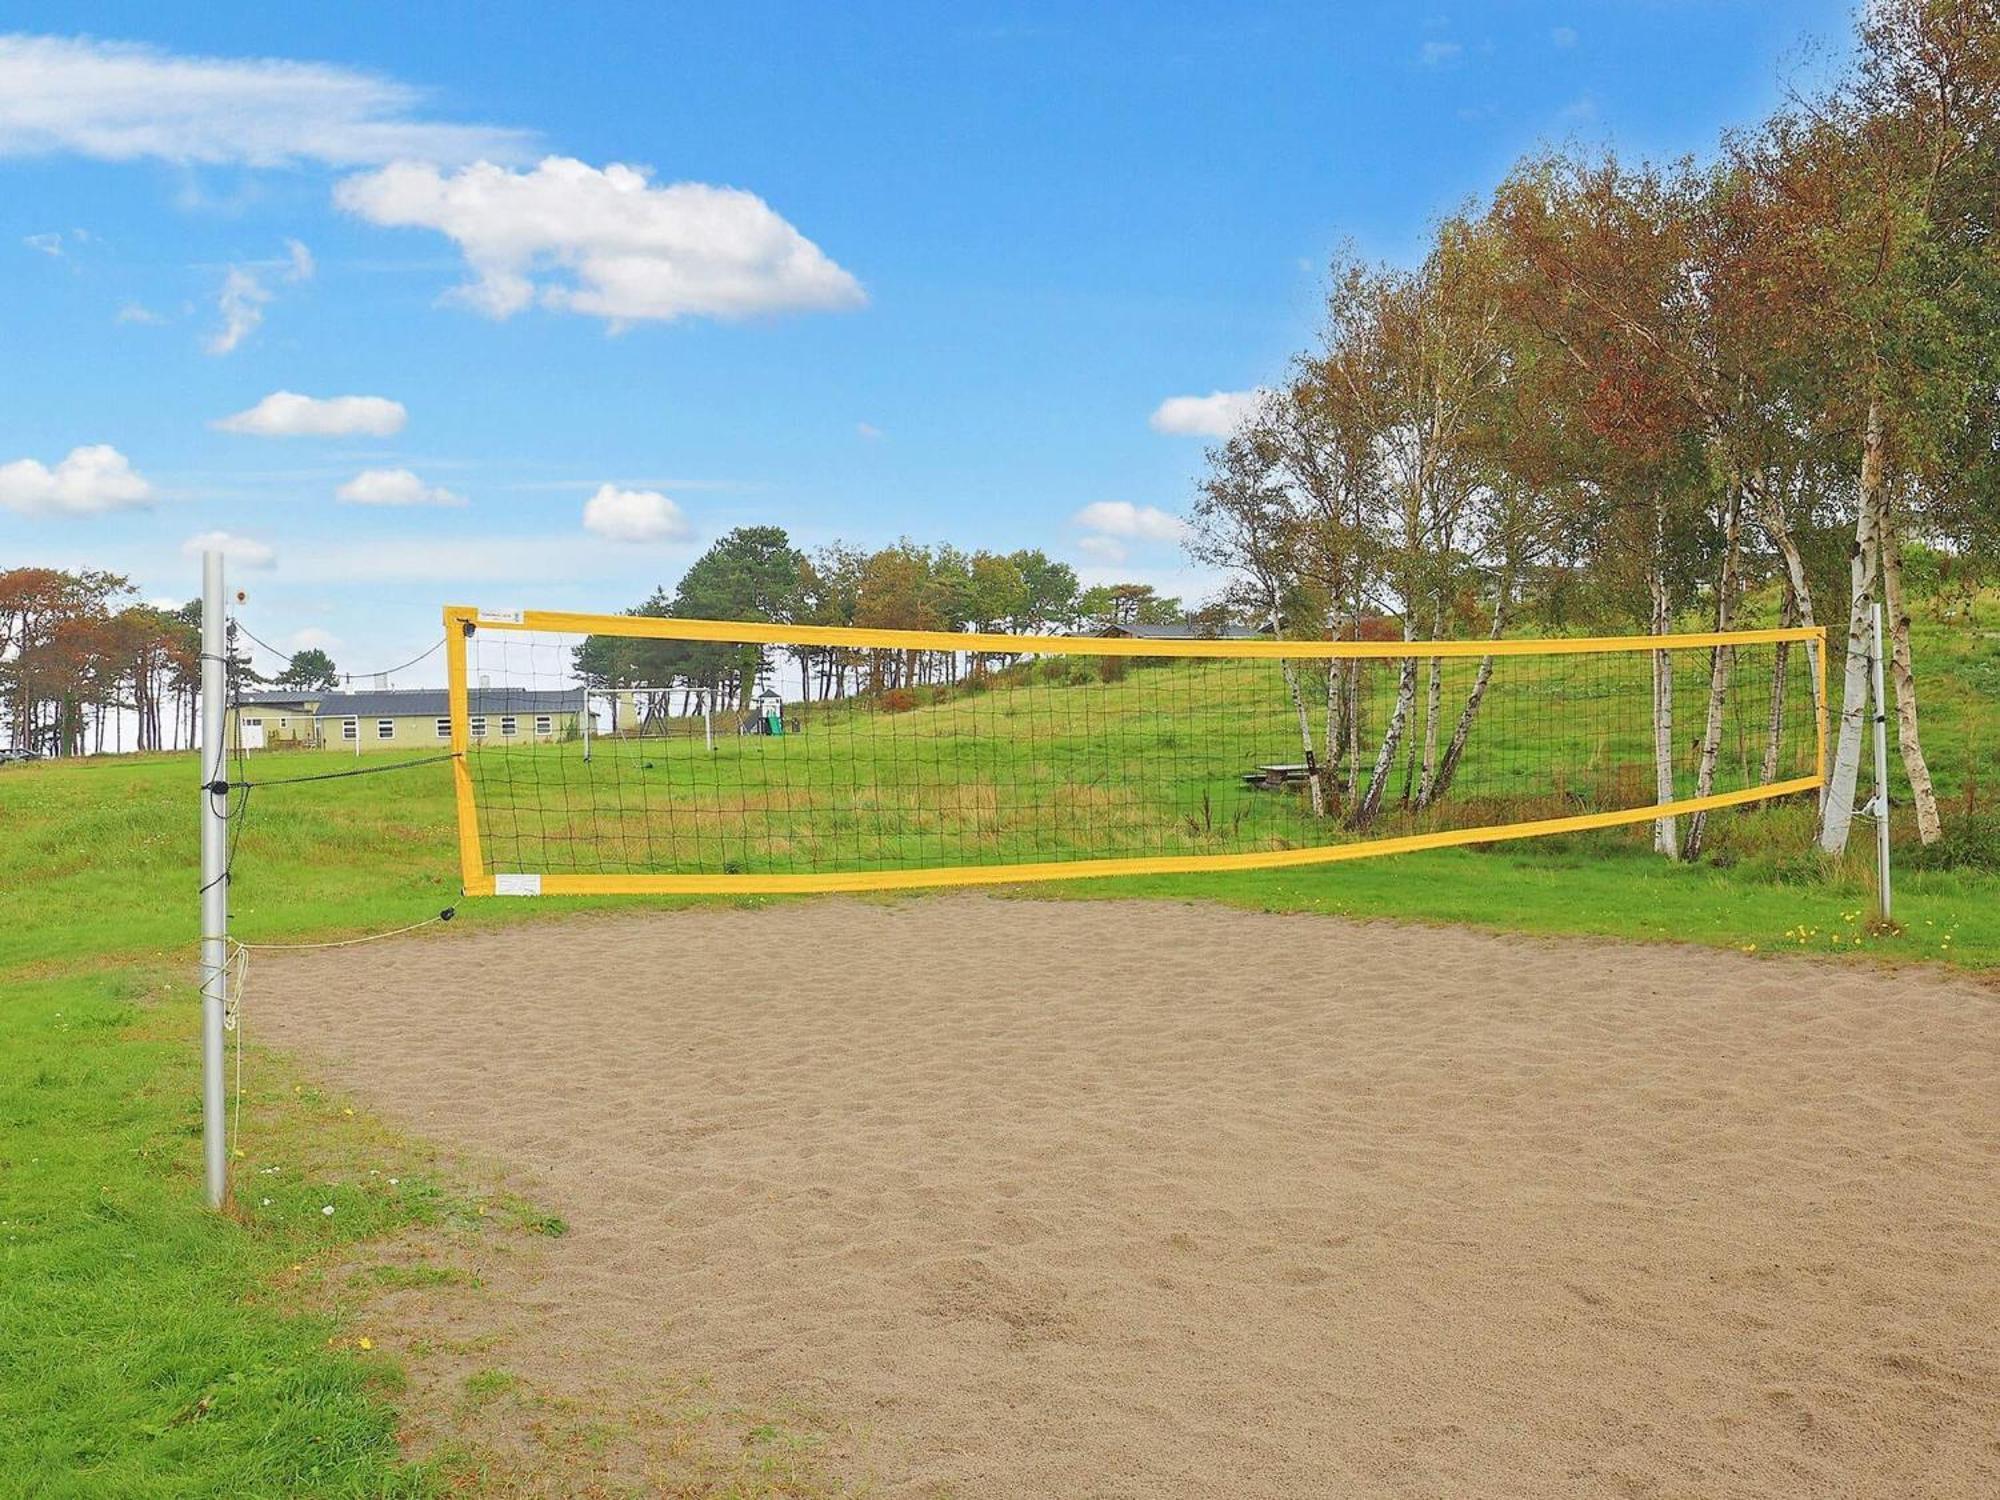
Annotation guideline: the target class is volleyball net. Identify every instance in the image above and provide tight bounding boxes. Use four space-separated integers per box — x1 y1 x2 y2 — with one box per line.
444 606 1826 896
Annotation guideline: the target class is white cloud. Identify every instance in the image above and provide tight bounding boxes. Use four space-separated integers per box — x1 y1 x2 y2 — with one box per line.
1552 26 1579 48
1071 501 1190 568
0 444 153 515
1419 40 1464 66
1148 389 1264 438
182 530 276 569
207 266 271 354
213 391 407 437
1072 559 1230 607
581 484 691 543
336 467 465 507
856 421 884 440
116 301 165 325
24 231 64 256
288 625 341 651
1076 534 1128 564
204 240 314 355
0 35 531 167
1072 500 1187 544
334 156 866 325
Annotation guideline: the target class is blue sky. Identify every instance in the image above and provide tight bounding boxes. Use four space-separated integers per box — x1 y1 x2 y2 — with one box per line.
1 1 1850 679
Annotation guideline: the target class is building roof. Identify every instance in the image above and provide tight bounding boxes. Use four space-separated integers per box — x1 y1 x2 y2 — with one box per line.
1095 620 1270 640
312 688 586 718
240 690 319 708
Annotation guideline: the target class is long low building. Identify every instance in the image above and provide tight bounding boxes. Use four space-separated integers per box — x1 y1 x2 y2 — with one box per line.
228 688 591 750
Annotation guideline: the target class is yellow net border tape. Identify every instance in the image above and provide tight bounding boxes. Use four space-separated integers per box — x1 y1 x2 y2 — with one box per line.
445 605 1827 663
444 606 1828 897
460 775 1824 896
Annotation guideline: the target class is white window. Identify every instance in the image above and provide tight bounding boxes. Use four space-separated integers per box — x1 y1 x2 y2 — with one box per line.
242 717 263 729
376 718 396 740
500 715 518 737
279 717 289 731
340 718 358 741
469 716 487 739
435 718 451 740
535 714 553 735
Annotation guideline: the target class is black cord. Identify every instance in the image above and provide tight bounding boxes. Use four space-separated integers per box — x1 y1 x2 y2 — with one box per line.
199 634 251 895
198 620 458 900
233 623 446 682
224 751 461 789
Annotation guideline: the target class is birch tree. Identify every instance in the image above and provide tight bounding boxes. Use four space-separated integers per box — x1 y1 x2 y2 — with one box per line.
1800 0 1997 849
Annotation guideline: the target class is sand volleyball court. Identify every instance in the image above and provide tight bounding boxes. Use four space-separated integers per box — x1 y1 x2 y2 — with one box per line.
261 897 1998 1497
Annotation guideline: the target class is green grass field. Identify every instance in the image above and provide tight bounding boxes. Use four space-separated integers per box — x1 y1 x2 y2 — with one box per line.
2 607 1996 1495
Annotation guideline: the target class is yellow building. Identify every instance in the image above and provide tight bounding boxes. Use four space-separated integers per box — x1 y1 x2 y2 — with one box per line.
227 688 591 750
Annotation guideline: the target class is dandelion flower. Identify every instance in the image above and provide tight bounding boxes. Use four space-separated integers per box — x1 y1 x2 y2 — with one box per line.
357 1337 374 1351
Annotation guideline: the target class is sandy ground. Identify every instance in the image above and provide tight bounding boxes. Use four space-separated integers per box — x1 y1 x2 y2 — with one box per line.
260 897 1999 1498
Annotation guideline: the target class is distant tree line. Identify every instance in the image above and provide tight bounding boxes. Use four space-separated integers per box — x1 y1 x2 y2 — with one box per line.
575 528 1189 713
1192 0 1996 856
0 565 340 756
0 567 200 755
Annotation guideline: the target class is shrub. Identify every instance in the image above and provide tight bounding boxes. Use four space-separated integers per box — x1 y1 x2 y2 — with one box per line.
1901 810 2000 873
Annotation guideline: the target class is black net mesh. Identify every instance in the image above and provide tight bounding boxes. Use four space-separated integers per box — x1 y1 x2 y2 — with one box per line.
456 625 1821 882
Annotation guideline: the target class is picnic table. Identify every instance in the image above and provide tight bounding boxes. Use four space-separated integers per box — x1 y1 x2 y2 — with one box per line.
1242 762 1315 790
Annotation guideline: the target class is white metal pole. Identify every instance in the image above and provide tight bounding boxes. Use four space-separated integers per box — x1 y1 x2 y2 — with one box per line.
581 690 592 761
704 703 714 754
199 551 229 1209
1869 601 1893 924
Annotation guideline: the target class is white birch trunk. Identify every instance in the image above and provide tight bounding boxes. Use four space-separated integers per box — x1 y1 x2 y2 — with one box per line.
1421 578 1511 810
1345 578 1364 804
1282 656 1325 816
1648 504 1678 859
1878 502 1942 843
1344 658 1362 805
1758 491 1821 712
1271 601 1325 817
1819 396 1887 854
1416 653 1444 806
1352 648 1419 829
1760 587 1794 788
1680 485 1746 860
1322 653 1346 812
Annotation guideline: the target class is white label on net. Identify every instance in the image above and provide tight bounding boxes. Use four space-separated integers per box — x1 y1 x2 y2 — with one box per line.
495 873 542 897
477 607 525 625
